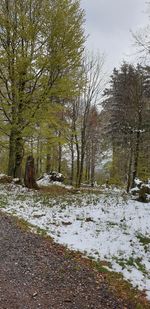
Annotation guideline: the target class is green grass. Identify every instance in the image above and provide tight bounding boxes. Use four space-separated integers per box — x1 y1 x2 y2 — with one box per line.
137 234 150 245
92 259 149 308
92 260 111 273
113 256 148 275
36 226 47 236
137 234 150 253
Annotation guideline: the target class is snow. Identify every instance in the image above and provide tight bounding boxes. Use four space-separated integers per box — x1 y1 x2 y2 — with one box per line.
37 174 51 186
0 184 150 300
134 178 142 186
0 173 6 178
37 173 66 187
37 178 72 189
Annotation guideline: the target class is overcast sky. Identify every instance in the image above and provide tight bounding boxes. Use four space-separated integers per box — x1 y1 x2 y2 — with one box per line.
81 0 149 74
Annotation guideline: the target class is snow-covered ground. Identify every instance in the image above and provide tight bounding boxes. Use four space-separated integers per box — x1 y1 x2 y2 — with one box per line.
0 183 150 300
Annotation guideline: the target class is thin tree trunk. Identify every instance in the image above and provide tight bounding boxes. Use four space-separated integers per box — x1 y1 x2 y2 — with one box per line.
78 145 85 187
46 154 51 174
127 140 133 192
36 135 40 177
132 131 140 188
14 134 24 179
77 128 86 187
8 129 16 177
85 159 90 183
70 135 74 185
91 142 95 187
39 140 43 174
58 139 62 173
75 135 80 187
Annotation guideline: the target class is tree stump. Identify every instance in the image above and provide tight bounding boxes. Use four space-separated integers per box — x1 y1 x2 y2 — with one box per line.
24 155 39 189
138 185 150 203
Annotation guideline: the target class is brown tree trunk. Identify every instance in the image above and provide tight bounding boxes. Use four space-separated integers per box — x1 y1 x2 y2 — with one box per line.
8 129 16 177
36 135 40 177
91 141 95 187
46 154 51 173
14 135 24 179
85 160 90 184
132 131 141 188
77 128 86 187
58 138 62 173
70 135 74 185
24 155 38 189
127 140 134 192
75 132 80 187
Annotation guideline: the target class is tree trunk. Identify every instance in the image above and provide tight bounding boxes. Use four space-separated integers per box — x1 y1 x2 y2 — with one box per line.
77 129 86 187
132 131 141 188
36 135 40 177
85 147 91 184
46 154 51 173
127 141 133 192
58 140 62 173
8 129 16 177
75 132 80 187
77 146 85 187
70 135 74 185
14 135 24 179
39 140 43 174
24 155 38 189
91 142 95 187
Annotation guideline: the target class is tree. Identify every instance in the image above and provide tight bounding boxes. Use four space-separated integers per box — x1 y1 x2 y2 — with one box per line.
0 0 85 180
74 53 105 187
84 105 101 186
103 63 150 190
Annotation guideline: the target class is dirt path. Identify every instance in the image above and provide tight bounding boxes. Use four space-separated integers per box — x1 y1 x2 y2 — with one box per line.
0 212 146 309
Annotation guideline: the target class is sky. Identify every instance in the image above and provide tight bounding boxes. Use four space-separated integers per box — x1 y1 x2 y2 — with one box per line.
81 0 149 74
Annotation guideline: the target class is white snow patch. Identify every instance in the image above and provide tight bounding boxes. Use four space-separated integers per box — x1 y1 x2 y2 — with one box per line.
0 185 150 300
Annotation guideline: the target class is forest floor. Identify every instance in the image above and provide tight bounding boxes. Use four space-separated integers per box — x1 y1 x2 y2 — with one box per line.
0 182 150 308
0 211 149 309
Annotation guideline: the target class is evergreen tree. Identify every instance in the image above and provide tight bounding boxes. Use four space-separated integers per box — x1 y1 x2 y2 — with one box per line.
103 63 150 189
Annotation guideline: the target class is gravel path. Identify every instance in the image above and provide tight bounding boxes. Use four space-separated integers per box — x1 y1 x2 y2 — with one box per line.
0 212 142 309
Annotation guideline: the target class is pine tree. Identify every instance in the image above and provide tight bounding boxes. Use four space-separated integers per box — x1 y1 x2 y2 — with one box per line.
103 63 150 189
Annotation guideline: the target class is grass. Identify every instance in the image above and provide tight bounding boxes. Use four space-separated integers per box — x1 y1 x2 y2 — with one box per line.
107 221 118 227
137 234 150 245
76 255 150 308
113 256 148 275
13 216 34 231
92 260 111 273
137 234 150 253
102 269 149 309
36 226 47 236
39 185 77 197
0 200 7 208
